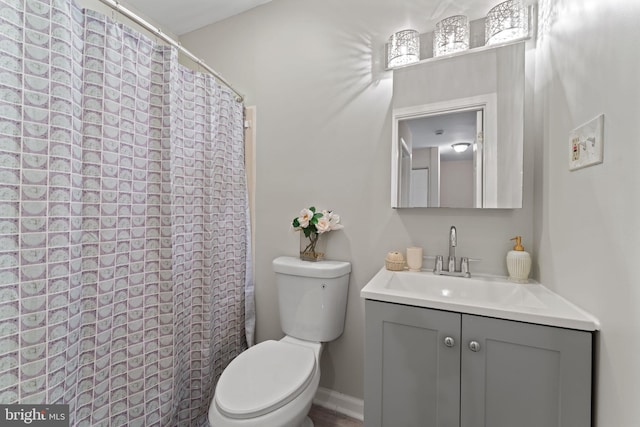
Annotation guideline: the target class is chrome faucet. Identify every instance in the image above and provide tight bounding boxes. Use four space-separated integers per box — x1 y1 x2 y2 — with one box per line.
433 225 476 278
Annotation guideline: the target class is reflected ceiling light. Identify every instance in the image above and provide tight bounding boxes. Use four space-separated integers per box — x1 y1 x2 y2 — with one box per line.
433 15 469 57
485 0 529 46
387 29 420 68
452 142 471 153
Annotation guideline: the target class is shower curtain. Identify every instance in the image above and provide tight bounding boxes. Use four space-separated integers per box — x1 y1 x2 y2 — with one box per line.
0 0 253 425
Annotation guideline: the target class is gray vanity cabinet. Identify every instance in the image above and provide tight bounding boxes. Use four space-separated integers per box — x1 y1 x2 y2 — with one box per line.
364 299 461 427
364 300 593 427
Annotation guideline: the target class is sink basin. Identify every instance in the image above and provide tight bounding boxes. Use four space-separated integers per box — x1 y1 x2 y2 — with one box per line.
361 268 600 331
385 271 547 309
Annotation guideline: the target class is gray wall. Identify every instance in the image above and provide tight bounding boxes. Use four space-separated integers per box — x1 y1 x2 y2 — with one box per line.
180 0 534 399
440 160 473 208
533 1 640 426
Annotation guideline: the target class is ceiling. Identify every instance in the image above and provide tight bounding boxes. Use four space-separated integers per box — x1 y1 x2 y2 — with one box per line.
406 110 477 161
123 0 273 35
121 0 516 37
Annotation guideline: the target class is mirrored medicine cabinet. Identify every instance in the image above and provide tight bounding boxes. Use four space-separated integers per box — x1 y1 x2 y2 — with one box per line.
391 41 525 208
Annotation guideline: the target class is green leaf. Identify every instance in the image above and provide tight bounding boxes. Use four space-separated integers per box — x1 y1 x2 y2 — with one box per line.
292 218 300 227
309 206 316 213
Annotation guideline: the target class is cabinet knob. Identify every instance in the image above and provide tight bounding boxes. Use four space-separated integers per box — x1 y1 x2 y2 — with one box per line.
469 341 481 352
444 336 456 347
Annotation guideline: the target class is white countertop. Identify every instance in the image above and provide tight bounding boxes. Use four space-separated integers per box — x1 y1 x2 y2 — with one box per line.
360 267 600 331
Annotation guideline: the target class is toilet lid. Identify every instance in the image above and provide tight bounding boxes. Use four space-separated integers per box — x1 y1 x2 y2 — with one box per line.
215 340 316 419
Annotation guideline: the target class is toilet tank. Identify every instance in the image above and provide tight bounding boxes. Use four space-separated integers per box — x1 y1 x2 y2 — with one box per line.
273 256 351 342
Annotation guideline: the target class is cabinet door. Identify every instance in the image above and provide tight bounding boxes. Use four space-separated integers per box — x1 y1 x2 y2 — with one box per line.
460 314 592 427
365 300 461 427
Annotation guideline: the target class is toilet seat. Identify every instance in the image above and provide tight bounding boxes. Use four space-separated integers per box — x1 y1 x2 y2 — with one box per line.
214 340 316 419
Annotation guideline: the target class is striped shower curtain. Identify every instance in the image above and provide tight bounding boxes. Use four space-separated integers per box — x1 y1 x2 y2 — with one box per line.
0 0 252 425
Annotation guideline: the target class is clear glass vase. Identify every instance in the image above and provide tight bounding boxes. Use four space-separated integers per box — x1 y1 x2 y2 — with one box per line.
299 231 326 261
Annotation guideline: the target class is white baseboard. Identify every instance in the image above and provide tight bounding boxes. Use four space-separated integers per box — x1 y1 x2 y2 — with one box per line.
313 387 364 421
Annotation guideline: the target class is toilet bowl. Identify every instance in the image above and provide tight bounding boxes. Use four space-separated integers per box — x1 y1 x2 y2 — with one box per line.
208 256 351 427
208 337 321 427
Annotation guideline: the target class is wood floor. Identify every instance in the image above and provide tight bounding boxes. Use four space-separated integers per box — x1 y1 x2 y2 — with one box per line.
308 405 363 427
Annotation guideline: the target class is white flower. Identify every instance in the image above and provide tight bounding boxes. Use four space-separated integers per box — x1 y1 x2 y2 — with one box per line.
297 208 314 228
315 216 331 233
324 210 344 230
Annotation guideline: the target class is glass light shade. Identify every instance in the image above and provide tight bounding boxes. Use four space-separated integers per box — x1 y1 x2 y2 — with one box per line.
387 29 420 68
485 0 529 46
433 15 469 57
452 142 471 153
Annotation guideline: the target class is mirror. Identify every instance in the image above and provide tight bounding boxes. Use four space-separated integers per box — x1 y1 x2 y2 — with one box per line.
391 42 525 208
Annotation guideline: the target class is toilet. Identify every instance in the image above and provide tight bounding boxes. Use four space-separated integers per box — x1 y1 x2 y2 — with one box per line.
208 256 351 427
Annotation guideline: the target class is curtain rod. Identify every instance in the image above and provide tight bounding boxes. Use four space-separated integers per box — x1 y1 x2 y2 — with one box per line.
97 0 244 103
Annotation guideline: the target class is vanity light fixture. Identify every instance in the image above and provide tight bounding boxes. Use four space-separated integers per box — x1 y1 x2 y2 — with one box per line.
433 15 469 57
387 29 420 68
452 142 471 153
485 0 529 46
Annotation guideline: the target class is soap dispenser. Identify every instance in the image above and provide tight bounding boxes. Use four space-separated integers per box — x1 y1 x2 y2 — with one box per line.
506 236 531 283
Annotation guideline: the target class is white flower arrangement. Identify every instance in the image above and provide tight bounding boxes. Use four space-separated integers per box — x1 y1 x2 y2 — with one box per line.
292 206 343 238
292 206 343 261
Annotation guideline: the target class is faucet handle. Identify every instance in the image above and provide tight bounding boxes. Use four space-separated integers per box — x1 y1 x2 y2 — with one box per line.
460 257 481 277
433 255 443 274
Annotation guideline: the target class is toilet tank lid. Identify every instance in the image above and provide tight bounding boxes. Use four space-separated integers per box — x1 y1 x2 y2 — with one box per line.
273 256 351 278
